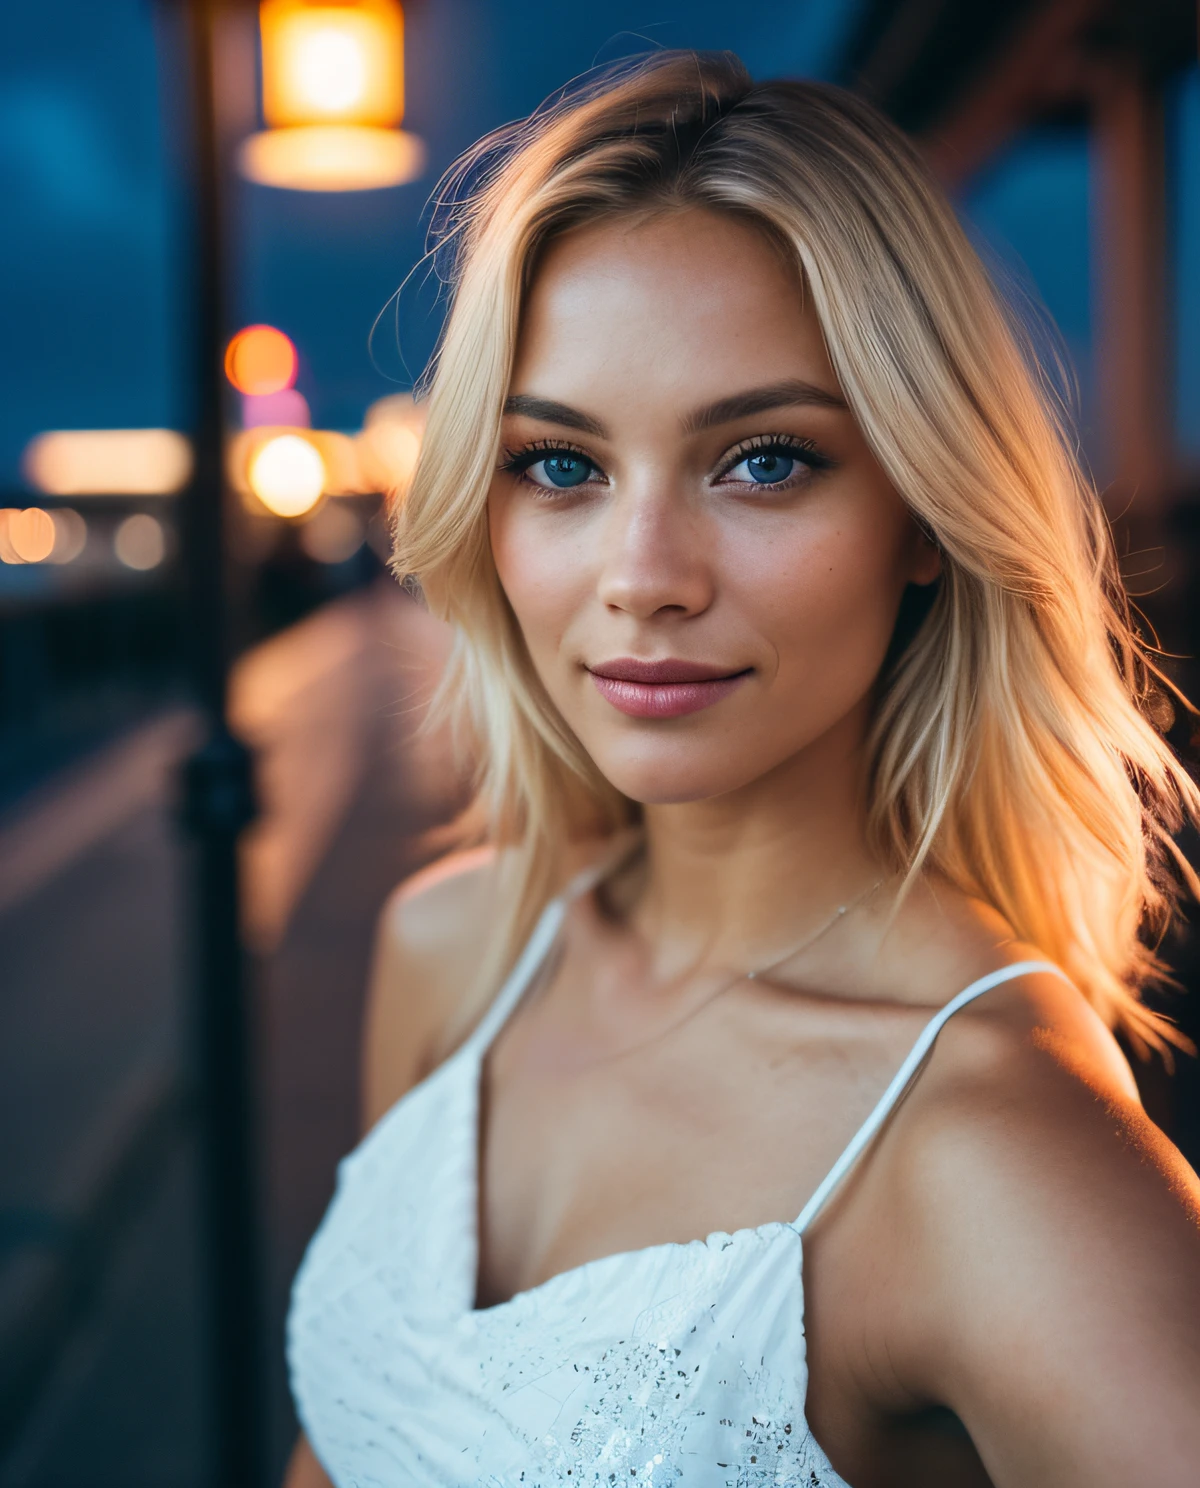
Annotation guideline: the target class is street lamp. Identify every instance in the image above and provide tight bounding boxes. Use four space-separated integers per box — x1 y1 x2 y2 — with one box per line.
238 0 423 190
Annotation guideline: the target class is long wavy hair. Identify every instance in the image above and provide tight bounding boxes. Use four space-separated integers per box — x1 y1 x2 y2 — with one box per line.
392 50 1198 1051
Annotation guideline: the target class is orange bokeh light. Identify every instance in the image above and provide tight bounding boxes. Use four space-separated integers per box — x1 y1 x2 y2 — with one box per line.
0 507 56 564
224 325 298 396
260 0 404 129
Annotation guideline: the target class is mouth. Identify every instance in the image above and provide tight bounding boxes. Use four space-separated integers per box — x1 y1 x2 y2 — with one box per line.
585 657 753 720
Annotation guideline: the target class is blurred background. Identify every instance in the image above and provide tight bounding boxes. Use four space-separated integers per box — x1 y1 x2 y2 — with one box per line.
0 2 1197 1485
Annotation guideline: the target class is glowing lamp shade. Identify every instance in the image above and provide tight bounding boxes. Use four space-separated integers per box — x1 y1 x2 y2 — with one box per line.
225 325 298 396
239 124 423 191
248 433 326 516
261 0 403 126
240 0 423 191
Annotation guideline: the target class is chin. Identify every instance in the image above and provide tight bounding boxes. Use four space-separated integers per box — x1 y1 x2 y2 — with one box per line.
585 736 779 807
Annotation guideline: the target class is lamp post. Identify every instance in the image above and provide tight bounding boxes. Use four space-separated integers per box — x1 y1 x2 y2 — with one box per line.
178 2 264 1485
173 6 421 1481
239 0 424 190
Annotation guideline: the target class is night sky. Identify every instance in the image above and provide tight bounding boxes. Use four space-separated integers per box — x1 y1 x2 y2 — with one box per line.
1 1 1196 489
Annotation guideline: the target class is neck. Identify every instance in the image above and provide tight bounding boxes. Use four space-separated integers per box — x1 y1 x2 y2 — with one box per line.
628 706 882 979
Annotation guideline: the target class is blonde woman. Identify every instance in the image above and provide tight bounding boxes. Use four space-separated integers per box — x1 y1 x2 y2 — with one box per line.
285 52 1200 1488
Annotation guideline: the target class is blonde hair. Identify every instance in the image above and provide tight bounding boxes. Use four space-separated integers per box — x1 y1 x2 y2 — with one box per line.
393 50 1199 1051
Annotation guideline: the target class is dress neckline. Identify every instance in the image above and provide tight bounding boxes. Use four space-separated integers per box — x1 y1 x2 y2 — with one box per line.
357 838 1069 1315
460 866 1068 1314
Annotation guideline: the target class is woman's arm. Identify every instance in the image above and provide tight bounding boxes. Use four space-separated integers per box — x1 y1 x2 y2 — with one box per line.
281 846 508 1486
885 994 1200 1485
359 843 505 1127
282 1433 333 1488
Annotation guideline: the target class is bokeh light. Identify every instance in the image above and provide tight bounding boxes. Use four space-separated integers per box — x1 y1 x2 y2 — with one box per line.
230 427 359 502
48 508 87 564
23 429 192 496
114 513 166 571
295 27 367 113
260 0 405 128
224 325 298 396
238 124 424 191
248 434 326 517
1 506 88 565
358 393 425 501
241 388 310 429
299 501 365 564
0 513 17 565
243 1 421 191
0 507 56 564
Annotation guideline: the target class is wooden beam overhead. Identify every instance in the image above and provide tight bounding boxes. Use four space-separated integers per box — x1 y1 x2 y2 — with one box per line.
840 0 1197 185
921 0 1102 188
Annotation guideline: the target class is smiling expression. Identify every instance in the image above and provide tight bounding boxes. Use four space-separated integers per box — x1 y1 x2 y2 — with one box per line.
487 209 940 806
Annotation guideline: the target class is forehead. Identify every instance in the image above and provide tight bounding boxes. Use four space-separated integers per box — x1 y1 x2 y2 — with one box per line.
512 209 836 403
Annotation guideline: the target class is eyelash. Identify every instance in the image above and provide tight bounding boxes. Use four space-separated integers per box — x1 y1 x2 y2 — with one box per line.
498 438 598 479
713 434 833 488
497 433 834 493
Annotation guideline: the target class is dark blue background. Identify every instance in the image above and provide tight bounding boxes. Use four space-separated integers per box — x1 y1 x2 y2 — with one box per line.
1 1 1196 486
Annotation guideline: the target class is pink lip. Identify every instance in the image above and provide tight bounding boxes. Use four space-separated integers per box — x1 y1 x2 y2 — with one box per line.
587 657 752 719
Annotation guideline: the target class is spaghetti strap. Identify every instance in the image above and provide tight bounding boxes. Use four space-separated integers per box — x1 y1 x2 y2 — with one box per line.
467 895 569 1055
468 832 644 1056
793 959 1072 1234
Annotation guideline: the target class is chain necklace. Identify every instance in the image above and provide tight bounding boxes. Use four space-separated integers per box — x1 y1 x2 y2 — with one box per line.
647 874 888 1048
743 876 885 984
589 858 888 1057
603 835 886 998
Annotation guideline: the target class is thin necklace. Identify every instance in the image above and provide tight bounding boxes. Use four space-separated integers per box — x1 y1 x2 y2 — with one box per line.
602 839 886 998
584 868 888 1062
744 876 885 984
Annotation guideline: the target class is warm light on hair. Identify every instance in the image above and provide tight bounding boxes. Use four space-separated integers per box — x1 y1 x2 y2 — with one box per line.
394 52 1200 1049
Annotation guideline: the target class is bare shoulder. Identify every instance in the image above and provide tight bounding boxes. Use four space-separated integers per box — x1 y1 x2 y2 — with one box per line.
360 844 512 1130
886 914 1193 1268
360 834 621 1130
379 843 508 972
871 869 1143 1103
868 955 1200 1484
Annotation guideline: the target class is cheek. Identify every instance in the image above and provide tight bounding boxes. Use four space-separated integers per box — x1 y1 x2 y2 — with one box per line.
488 495 588 657
730 506 911 685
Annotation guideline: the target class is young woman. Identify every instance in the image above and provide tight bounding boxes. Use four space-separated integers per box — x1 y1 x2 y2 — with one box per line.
285 52 1200 1487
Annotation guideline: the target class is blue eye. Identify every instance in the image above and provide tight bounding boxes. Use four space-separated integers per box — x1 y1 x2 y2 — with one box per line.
499 441 604 492
720 438 828 490
532 452 593 488
741 451 794 484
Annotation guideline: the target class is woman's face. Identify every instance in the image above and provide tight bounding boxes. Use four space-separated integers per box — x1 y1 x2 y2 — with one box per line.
488 209 939 806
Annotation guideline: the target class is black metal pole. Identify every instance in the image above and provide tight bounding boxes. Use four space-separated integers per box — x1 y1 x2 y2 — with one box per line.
176 3 264 1485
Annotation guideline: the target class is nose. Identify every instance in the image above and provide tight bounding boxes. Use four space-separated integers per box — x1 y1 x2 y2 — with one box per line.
594 484 715 620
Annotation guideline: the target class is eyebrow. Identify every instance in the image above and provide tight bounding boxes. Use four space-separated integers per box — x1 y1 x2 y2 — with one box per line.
502 377 847 441
681 378 847 433
502 395 608 437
